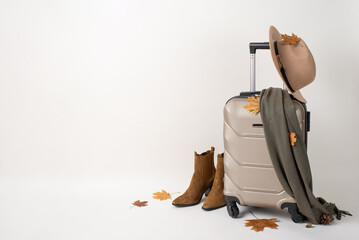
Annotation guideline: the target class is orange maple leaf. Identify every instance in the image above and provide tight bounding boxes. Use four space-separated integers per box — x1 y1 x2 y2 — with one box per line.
289 132 297 146
153 190 171 200
244 96 260 115
245 218 279 232
132 200 148 207
281 33 301 45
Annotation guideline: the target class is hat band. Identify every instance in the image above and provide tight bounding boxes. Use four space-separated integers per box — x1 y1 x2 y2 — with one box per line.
274 41 295 93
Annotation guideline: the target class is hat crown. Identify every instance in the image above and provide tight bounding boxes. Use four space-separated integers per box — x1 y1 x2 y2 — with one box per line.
269 26 316 103
277 40 316 90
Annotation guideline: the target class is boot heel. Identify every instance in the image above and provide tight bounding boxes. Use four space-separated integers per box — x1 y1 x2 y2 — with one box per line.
205 186 211 197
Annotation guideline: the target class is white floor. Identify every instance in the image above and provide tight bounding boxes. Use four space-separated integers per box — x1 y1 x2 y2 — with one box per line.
0 178 357 240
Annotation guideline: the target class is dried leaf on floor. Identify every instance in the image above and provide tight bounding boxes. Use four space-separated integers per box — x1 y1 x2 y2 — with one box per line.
245 218 279 232
153 190 172 200
132 200 148 207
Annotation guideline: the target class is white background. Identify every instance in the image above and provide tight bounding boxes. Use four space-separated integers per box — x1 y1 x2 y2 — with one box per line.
0 0 358 239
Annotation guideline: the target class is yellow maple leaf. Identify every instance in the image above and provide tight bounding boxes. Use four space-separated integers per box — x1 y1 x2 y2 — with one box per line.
244 96 260 115
289 132 297 146
153 190 171 200
281 33 301 45
245 218 279 232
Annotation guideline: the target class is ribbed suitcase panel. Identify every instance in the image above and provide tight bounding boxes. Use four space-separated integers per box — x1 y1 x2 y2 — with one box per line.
223 96 305 209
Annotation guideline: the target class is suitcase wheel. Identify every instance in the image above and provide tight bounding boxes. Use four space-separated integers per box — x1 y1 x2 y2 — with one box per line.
227 204 239 218
281 202 305 223
224 195 240 218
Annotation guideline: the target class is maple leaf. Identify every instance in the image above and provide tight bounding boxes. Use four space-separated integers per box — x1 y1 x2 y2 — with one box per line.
132 200 148 207
245 218 279 232
153 190 171 200
244 96 260 115
289 132 297 146
280 33 301 45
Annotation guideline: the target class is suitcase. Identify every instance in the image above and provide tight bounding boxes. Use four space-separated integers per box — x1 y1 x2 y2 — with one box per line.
223 42 310 222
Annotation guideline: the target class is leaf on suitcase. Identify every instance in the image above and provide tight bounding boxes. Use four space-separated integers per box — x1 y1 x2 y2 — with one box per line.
245 218 279 232
244 96 260 115
289 132 297 146
153 190 172 200
132 200 148 207
281 33 301 45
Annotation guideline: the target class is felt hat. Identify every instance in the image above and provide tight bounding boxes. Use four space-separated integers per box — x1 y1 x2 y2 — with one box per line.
269 26 316 103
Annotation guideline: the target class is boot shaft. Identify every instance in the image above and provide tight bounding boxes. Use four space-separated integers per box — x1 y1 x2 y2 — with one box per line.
194 146 215 183
215 153 224 178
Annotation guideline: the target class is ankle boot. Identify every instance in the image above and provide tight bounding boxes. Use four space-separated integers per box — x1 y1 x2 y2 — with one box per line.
202 153 227 211
172 147 216 207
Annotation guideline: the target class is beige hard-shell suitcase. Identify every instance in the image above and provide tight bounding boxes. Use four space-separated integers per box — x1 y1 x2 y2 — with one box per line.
223 42 310 222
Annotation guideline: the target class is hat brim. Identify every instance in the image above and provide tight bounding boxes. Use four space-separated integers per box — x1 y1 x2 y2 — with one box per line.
269 26 307 103
292 90 307 103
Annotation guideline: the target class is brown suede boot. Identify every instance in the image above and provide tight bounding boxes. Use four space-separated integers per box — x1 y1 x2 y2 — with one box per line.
202 153 227 211
172 147 216 207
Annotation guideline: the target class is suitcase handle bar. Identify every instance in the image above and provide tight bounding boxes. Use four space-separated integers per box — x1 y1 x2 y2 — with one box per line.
249 42 270 53
249 42 287 92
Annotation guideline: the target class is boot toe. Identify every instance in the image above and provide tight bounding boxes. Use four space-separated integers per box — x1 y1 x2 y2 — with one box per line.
202 198 227 210
172 195 191 206
172 193 201 206
172 195 185 205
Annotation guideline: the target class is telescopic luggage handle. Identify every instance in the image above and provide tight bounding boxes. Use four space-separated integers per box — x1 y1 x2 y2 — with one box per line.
249 42 270 53
249 42 269 92
249 42 287 92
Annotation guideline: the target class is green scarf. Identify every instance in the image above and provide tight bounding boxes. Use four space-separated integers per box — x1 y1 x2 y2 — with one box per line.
260 88 351 224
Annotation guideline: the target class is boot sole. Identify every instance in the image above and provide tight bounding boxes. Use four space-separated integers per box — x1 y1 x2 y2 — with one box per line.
202 203 226 211
172 201 202 207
